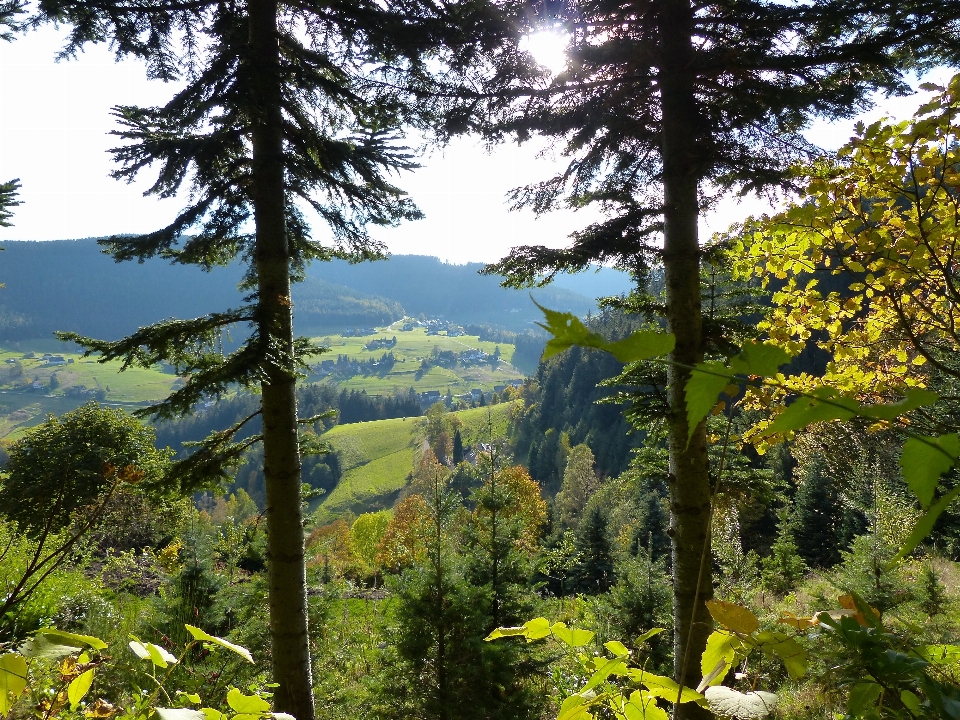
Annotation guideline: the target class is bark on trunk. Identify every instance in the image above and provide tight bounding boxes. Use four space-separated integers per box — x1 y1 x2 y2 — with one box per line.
657 0 714 716
248 3 315 719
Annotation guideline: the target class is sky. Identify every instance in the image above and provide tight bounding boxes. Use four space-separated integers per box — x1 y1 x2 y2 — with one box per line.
0 25 955 265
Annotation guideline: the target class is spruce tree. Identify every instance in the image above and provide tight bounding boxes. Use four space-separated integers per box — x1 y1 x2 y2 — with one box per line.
476 1 960 707
0 178 20 228
33 2 477 717
451 428 464 465
794 457 845 568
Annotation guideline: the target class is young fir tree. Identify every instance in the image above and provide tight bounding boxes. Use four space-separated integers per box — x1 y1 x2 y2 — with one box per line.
476 2 960 707
388 457 538 720
33 2 492 716
793 456 846 569
452 428 464 465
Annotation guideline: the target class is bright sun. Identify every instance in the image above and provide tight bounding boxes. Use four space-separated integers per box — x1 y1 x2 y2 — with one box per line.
520 30 568 75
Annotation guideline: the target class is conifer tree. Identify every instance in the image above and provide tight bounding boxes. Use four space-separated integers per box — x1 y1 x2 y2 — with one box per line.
32 2 483 717
555 443 598 530
477 1 960 707
793 457 845 569
452 428 464 465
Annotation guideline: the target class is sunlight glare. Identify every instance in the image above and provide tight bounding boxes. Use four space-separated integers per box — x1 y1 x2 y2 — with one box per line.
520 30 568 75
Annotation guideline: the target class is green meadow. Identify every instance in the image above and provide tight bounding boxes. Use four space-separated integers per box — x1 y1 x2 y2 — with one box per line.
312 401 518 523
311 322 524 395
0 346 179 440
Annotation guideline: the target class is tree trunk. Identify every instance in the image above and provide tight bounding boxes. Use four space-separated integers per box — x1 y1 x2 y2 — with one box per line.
248 2 315 719
657 0 713 716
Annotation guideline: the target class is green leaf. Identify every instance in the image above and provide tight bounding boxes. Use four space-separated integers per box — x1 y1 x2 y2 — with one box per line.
755 632 806 679
635 628 666 645
0 653 28 715
557 693 592 720
129 640 177 668
901 690 922 714
580 657 628 693
185 625 253 663
847 682 882 716
684 342 792 443
762 388 859 437
630 671 704 704
861 388 939 420
200 709 226 720
534 302 674 363
916 644 960 664
68 668 95 706
604 640 630 657
704 687 777 719
685 362 729 443
604 331 675 363
892 485 960 563
727 341 792 378
551 622 595 648
900 434 960 508
226 688 271 714
699 631 736 688
536 306 608 359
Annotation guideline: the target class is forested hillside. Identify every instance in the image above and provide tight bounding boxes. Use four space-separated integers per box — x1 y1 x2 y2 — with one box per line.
0 241 602 340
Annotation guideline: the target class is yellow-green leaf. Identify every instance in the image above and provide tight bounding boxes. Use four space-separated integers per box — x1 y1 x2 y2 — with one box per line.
755 632 807 679
226 688 270 714
185 626 253 663
67 668 95 706
0 653 28 715
604 640 630 657
550 622 594 648
705 600 759 634
699 631 736 688
557 693 592 720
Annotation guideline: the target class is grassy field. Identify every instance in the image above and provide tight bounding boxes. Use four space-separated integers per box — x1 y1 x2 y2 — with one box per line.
310 322 524 395
311 401 519 524
0 346 179 440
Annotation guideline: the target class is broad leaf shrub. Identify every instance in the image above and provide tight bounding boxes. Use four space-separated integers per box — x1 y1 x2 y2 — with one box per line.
0 625 287 720
489 595 960 719
533 303 960 716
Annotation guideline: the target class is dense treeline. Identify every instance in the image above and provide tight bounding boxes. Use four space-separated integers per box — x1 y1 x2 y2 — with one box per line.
511 310 650 494
0 241 604 341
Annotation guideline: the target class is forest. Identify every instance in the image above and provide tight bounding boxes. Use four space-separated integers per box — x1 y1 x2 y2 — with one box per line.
2 1 960 720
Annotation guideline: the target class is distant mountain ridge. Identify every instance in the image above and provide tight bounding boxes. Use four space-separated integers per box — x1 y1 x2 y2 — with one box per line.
0 239 627 341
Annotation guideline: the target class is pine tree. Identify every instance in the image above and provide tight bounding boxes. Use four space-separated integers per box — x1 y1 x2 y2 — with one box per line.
34 2 476 716
477 2 960 706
